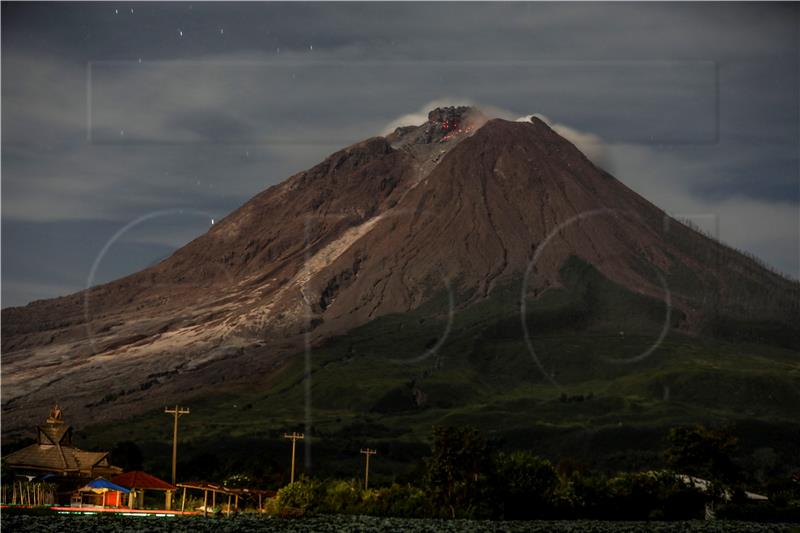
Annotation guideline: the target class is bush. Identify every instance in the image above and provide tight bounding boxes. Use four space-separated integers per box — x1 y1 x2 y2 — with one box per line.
319 479 362 514
665 425 740 492
493 451 558 519
604 470 705 520
362 483 437 518
276 478 322 515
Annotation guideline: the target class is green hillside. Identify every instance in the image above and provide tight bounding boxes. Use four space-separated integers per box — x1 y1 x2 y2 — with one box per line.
76 257 800 486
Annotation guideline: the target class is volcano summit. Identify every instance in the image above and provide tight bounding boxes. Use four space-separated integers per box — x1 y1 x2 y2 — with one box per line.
2 108 798 469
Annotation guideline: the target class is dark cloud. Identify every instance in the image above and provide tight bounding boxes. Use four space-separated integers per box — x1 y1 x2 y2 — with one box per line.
2 2 798 306
166 111 254 143
1 217 189 303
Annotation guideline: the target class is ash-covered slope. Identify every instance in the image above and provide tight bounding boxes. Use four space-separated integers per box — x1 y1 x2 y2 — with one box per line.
2 106 796 438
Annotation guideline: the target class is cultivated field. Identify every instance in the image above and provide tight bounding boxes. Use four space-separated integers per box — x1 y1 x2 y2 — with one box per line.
1 515 798 533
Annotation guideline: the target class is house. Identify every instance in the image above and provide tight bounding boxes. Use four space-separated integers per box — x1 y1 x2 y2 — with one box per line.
3 405 122 479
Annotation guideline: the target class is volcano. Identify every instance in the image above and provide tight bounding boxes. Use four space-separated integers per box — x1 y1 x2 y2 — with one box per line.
2 107 798 451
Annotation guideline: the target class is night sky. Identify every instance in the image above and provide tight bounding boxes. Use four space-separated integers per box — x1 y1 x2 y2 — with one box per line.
2 2 798 307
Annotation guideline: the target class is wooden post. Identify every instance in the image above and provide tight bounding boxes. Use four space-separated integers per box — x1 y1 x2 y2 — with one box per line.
181 487 186 512
164 406 190 485
165 489 172 510
283 432 305 483
235 494 239 512
226 493 231 516
203 490 208 517
258 493 262 512
360 448 377 490
212 490 216 508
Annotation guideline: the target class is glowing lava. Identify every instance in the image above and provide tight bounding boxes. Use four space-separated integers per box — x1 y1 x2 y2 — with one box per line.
435 117 476 142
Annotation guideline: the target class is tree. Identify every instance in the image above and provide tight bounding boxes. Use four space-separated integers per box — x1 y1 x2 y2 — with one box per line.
605 470 705 520
493 451 558 519
665 425 741 496
425 426 492 518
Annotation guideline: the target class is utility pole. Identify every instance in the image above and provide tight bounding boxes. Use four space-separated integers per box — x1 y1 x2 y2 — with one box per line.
164 406 190 485
360 448 377 490
283 432 305 483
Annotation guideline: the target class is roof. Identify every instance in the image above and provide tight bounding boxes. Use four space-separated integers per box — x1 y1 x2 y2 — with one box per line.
81 477 131 494
228 487 277 497
176 481 275 497
176 481 232 494
38 423 70 446
5 444 77 471
4 443 109 473
74 450 110 469
112 471 176 491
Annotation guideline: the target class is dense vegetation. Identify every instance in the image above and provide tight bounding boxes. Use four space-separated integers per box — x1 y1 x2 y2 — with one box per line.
262 426 799 522
4 425 799 528
55 425 797 523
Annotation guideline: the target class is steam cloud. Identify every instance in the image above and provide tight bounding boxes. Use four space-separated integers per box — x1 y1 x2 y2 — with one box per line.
382 100 612 171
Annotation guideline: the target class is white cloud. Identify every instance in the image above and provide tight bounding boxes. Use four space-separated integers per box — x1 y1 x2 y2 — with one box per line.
608 143 799 279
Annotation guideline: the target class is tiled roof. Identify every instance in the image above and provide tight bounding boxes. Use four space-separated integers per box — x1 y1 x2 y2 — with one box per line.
5 444 74 471
73 450 109 469
4 444 108 473
112 471 175 491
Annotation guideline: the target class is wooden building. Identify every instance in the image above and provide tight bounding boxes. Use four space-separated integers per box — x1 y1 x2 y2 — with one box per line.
3 405 121 479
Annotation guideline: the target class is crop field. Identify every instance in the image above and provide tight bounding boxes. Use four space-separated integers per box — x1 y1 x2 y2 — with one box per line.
2 515 799 533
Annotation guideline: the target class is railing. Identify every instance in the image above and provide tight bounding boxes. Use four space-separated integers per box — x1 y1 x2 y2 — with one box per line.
0 481 57 506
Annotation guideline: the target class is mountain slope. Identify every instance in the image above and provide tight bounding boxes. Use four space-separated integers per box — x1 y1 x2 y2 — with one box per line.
2 106 797 443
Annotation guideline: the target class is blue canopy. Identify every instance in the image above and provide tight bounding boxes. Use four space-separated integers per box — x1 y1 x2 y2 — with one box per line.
81 477 131 494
